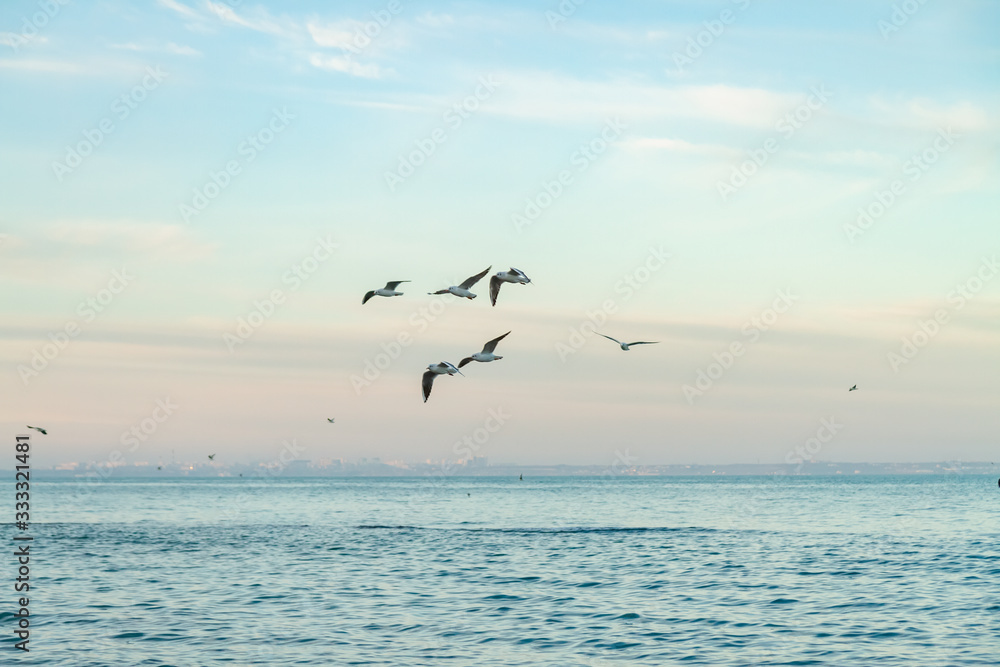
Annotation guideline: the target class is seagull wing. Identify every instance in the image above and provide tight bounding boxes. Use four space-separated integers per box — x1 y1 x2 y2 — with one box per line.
458 356 475 368
597 333 623 346
384 280 409 290
422 370 436 402
362 290 376 305
459 266 491 289
510 267 529 281
489 275 501 306
428 289 450 295
626 341 659 346
482 331 511 354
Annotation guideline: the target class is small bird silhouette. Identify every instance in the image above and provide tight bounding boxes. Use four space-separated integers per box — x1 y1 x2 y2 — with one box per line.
597 333 658 351
208 454 216 461
26 425 47 435
849 385 857 391
327 418 335 423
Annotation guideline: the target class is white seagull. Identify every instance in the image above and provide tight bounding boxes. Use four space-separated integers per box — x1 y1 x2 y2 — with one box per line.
363 281 409 305
428 266 491 300
422 362 464 402
459 331 511 368
489 268 531 307
597 333 659 351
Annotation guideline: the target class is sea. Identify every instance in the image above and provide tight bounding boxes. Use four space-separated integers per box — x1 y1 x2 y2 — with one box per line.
2 474 997 666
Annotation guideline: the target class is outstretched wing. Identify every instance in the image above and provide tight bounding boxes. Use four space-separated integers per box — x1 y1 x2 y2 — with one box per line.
510 267 529 281
626 341 659 346
458 356 475 368
489 275 501 306
422 370 436 402
428 289 450 295
482 331 511 354
362 290 376 305
384 280 409 290
459 266 492 290
597 333 623 346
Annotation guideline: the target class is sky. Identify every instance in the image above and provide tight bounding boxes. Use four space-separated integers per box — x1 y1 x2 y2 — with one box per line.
1 0 998 468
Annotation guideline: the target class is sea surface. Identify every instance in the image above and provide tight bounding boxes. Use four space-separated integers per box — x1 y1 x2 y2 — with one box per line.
2 474 998 666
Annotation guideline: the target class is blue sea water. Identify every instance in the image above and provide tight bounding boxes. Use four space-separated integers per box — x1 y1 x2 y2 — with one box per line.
2 474 998 666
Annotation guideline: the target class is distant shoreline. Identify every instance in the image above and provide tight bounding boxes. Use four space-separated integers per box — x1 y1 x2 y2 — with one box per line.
4 461 995 479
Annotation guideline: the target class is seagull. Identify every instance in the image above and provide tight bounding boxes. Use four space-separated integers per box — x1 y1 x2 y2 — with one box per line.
327 418 335 423
489 268 531 306
458 331 511 368
849 384 857 391
422 361 464 402
597 334 659 351
363 281 409 305
26 425 47 435
208 454 216 461
428 266 491 300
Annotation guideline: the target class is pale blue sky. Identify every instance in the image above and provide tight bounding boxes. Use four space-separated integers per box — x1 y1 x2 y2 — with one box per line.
2 0 998 467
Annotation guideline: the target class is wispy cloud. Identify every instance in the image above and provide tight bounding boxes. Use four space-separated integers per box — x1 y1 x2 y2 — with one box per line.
309 53 385 79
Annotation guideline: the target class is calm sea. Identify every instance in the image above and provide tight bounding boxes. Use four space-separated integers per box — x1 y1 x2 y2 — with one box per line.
2 474 998 666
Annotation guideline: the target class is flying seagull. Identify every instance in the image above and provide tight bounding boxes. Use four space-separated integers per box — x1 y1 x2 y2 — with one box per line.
849 384 857 391
208 454 216 461
327 418 335 423
26 425 47 435
597 334 659 351
459 331 511 368
489 268 531 306
422 361 464 402
428 266 491 300
363 281 410 305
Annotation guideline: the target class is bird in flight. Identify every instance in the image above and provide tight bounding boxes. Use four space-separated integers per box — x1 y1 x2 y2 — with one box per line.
327 418 335 423
428 266 491 300
597 334 659 351
489 268 531 306
362 281 410 305
157 465 163 470
26 425 47 435
422 361 464 402
459 331 511 368
208 454 216 461
849 385 858 391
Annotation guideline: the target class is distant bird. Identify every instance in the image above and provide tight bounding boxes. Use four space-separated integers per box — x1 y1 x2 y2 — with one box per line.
597 334 659 351
489 268 531 306
428 266 491 300
327 418 335 423
459 331 511 368
519 474 523 481
422 361 464 402
849 384 857 391
208 454 216 461
26 425 47 435
157 465 162 470
362 280 409 305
